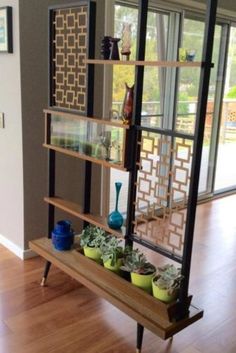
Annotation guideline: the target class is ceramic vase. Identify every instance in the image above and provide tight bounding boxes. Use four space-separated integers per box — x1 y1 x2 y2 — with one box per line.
52 220 74 251
122 83 134 124
101 36 111 60
109 37 120 60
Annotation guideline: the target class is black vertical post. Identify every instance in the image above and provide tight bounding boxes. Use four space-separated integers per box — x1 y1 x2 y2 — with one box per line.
83 1 96 221
41 141 55 286
136 323 144 353
125 0 149 247
48 148 56 237
179 0 218 316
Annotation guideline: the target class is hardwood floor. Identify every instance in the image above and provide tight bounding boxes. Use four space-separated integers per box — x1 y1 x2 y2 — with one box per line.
0 194 236 353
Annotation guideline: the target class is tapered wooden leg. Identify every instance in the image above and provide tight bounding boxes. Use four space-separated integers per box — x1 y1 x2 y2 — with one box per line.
136 323 144 353
41 261 51 286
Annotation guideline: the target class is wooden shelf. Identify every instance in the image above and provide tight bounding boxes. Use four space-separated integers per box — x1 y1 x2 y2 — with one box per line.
29 237 203 340
44 109 130 129
44 196 125 237
85 59 203 67
43 144 129 172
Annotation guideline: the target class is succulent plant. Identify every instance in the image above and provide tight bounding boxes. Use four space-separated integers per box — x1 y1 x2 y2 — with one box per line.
80 225 108 248
121 248 156 275
100 237 123 266
153 264 183 295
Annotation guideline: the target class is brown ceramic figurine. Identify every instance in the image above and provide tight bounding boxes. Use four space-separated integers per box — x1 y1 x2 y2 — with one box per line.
122 83 134 124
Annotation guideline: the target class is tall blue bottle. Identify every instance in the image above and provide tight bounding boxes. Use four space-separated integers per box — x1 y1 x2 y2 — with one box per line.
107 182 123 229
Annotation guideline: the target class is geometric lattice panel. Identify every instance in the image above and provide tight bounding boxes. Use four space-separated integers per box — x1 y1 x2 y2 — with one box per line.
50 5 88 113
133 132 193 257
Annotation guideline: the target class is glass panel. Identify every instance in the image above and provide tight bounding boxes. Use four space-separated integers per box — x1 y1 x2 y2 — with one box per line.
215 26 236 191
50 114 125 166
112 5 138 114
142 11 169 127
176 19 221 194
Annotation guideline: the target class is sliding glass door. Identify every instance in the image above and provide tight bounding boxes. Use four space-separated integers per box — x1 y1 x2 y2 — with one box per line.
214 25 236 192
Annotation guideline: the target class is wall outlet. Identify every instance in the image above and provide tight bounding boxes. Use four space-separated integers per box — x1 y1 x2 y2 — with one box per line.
0 113 5 128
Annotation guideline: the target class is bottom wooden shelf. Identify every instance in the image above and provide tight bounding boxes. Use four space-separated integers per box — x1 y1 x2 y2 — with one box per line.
29 237 203 340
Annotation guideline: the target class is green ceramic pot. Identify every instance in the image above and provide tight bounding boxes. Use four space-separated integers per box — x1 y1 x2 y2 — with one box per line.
152 278 178 303
83 246 102 263
131 272 155 294
103 258 123 274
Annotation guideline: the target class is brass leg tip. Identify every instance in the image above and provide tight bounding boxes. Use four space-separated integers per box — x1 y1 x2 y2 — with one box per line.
40 277 46 287
136 349 141 353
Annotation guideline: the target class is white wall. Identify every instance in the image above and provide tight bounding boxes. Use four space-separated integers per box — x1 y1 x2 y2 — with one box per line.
0 0 24 251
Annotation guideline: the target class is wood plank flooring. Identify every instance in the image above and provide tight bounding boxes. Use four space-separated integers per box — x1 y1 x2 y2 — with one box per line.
0 194 236 353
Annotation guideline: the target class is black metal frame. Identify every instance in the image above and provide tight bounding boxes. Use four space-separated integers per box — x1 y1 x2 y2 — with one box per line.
178 0 218 316
124 0 218 321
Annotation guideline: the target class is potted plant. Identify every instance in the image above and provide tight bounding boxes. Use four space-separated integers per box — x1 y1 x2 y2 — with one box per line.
152 264 183 303
100 237 124 274
121 248 156 293
80 225 107 263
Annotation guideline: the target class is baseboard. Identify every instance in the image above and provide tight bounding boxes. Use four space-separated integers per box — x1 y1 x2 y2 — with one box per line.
0 234 38 260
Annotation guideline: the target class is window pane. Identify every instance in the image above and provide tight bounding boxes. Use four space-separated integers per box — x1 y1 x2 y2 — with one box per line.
215 26 236 191
176 19 221 194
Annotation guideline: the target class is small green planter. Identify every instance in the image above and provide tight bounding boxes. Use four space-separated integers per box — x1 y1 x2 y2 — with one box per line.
83 246 102 263
103 258 123 274
152 279 178 303
131 272 154 294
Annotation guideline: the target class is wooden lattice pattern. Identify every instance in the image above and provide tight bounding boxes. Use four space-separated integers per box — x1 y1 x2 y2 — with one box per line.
52 6 88 112
227 111 236 122
133 132 193 257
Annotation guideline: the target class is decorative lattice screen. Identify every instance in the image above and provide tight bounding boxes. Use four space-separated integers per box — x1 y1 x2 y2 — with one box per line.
51 5 88 112
134 132 193 257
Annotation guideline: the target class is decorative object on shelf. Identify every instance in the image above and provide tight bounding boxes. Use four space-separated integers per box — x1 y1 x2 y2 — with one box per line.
107 182 124 229
121 248 156 293
80 225 108 263
52 220 74 251
100 237 124 274
122 83 134 124
178 47 187 62
109 109 120 121
186 49 196 62
112 140 122 163
152 264 183 303
100 130 112 161
109 37 120 60
101 36 111 59
0 6 13 53
121 23 132 60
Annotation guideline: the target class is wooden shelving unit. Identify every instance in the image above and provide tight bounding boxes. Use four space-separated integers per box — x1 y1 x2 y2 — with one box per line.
84 59 203 67
44 197 125 237
29 237 203 340
43 144 129 171
31 0 218 351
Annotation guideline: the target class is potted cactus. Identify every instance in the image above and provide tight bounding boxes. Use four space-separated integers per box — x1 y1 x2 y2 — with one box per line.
100 237 124 274
80 225 107 263
121 248 156 293
152 264 183 303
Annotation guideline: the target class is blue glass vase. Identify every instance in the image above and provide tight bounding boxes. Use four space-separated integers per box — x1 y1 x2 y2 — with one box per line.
107 182 123 229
